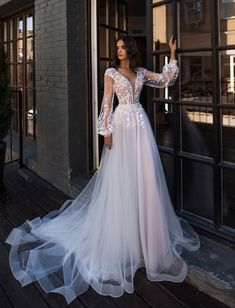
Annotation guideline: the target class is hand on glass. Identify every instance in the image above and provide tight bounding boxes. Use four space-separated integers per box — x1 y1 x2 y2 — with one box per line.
104 134 112 150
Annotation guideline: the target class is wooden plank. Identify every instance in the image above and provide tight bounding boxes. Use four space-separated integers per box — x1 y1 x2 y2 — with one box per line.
110 290 150 308
157 280 229 308
0 241 49 308
5 167 62 213
79 287 117 308
134 270 184 308
16 165 69 204
7 163 69 205
0 285 13 308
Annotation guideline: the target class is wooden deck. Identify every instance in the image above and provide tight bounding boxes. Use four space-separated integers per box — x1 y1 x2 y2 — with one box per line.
0 162 229 308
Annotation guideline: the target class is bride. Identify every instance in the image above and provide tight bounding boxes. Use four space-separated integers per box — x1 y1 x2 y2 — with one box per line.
6 34 200 304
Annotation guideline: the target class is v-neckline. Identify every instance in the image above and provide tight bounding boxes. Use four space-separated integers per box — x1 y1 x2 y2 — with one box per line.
114 67 138 101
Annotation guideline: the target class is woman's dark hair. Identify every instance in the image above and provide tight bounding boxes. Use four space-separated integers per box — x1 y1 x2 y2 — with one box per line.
111 35 141 70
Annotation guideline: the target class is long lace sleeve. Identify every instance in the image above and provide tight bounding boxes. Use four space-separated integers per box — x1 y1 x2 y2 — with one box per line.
98 69 114 136
144 59 179 88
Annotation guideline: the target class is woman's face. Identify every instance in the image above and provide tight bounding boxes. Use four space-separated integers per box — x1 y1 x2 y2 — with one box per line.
116 40 128 61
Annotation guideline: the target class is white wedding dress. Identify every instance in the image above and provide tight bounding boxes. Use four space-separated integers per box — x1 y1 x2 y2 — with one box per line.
5 60 200 304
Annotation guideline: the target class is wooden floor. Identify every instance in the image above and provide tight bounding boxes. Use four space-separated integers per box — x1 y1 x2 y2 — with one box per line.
0 162 229 308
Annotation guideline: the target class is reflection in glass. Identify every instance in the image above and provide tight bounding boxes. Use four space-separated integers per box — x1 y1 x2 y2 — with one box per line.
10 19 15 40
181 105 214 157
118 2 126 31
27 38 34 60
10 42 16 62
26 63 34 88
99 61 109 89
220 0 235 45
153 55 175 100
26 89 34 113
99 27 109 58
220 50 235 104
222 108 235 163
26 13 33 36
180 52 212 103
17 16 23 39
17 40 23 62
182 159 214 219
178 0 211 49
154 102 174 149
26 114 35 137
11 109 19 133
17 64 23 86
223 169 235 228
99 0 108 25
110 30 118 57
110 1 117 28
4 21 7 41
153 3 173 50
160 153 175 203
10 65 17 86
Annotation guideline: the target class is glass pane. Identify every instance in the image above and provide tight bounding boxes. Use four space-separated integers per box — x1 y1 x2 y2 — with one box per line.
4 21 7 41
153 3 173 50
27 37 34 61
110 0 117 28
160 152 175 203
10 65 17 86
222 108 235 163
99 60 110 89
99 0 108 25
118 3 126 31
179 0 211 48
153 0 164 4
10 19 16 40
181 105 214 157
180 52 212 103
223 169 235 228
26 63 34 88
219 0 235 45
110 30 118 58
17 16 23 39
26 89 34 113
154 102 174 149
182 159 214 220
17 64 23 86
99 27 109 58
220 50 235 104
26 114 35 137
11 109 19 133
17 40 23 62
26 13 33 36
10 42 16 62
4 43 7 54
153 55 175 100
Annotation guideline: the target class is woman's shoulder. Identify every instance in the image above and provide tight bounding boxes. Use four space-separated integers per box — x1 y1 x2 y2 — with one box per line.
104 67 116 78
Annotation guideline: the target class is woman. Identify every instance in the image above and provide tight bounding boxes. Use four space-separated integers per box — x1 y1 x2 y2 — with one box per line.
5 35 200 304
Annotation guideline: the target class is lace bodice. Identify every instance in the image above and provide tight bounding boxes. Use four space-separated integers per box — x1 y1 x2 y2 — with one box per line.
98 60 179 136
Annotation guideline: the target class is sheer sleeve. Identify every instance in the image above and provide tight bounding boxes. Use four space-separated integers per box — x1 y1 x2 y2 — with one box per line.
98 69 114 136
143 59 179 88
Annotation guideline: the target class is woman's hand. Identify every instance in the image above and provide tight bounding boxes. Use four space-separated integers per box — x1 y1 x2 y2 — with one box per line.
104 134 112 150
169 35 177 60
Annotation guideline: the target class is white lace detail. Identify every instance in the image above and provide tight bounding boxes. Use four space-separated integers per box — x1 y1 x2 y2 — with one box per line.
98 61 179 135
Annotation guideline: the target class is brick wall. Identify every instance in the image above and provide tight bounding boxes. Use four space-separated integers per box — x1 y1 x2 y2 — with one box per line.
35 0 89 195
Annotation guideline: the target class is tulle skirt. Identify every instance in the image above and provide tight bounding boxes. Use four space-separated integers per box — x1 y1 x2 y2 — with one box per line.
5 102 200 304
